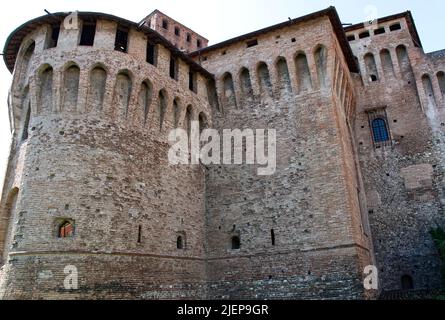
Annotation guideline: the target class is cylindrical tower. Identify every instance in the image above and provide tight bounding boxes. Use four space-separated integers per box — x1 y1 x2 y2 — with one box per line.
0 12 212 299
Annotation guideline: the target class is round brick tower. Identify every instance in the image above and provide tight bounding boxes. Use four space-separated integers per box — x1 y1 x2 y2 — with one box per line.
0 12 212 299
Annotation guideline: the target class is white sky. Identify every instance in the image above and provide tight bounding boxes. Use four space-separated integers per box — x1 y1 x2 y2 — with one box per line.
0 0 443 193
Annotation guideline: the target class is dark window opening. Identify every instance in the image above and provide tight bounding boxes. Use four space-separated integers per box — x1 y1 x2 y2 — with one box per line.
58 220 74 238
169 56 178 80
162 19 169 30
374 27 386 35
231 236 240 250
114 27 129 53
347 35 356 41
401 275 414 290
174 27 180 36
21 105 31 142
271 229 275 246
291 38 296 43
146 41 157 66
246 39 258 48
390 23 402 31
189 71 197 93
370 74 378 82
79 22 96 46
47 25 60 48
177 236 184 249
137 225 142 243
186 33 191 42
372 118 390 143
359 31 370 39
197 39 202 48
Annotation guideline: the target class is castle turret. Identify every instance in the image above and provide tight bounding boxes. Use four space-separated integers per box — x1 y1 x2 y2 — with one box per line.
0 11 212 299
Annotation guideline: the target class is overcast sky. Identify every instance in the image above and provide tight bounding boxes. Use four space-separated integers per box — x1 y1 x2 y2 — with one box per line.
0 0 443 192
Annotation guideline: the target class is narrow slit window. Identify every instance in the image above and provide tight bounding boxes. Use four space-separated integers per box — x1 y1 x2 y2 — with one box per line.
79 22 96 46
114 27 129 53
271 229 275 246
137 225 142 243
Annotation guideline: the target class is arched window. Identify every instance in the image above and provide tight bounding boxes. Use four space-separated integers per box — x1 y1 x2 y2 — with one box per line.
380 49 395 77
401 275 414 290
295 53 312 93
396 45 412 76
0 188 19 263
372 118 390 143
422 74 437 107
38 65 54 113
113 71 132 118
58 221 74 238
231 236 240 250
177 236 184 249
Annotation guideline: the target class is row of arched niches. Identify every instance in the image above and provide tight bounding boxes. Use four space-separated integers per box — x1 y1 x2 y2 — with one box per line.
10 40 212 142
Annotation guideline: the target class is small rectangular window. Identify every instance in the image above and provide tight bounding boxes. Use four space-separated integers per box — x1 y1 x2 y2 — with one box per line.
114 26 129 53
246 39 258 48
197 39 202 48
47 24 60 48
186 34 191 42
79 22 96 46
170 56 178 80
146 41 157 66
175 27 180 36
347 35 356 41
359 31 370 39
390 23 402 31
189 70 197 93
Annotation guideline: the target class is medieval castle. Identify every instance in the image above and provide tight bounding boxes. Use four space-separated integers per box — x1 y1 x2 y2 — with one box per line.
0 6 444 299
